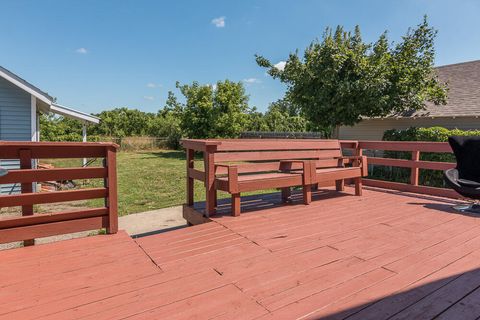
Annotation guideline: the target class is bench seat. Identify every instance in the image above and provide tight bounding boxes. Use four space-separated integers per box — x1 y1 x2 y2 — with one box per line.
216 172 304 193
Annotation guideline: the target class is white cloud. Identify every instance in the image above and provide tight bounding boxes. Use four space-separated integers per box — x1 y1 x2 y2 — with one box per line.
146 83 162 88
75 47 88 54
274 61 286 71
143 96 154 101
243 78 261 84
211 16 226 28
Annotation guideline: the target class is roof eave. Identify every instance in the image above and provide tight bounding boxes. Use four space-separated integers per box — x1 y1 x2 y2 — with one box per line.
50 103 100 124
0 67 53 105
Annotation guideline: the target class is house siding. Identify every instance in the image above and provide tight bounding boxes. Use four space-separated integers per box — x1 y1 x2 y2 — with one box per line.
0 76 32 194
338 117 480 141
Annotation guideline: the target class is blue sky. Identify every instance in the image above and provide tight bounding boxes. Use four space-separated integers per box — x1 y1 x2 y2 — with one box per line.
1 0 479 114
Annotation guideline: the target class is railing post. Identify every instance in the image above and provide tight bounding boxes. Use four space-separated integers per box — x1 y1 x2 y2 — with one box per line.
186 148 195 206
105 146 118 234
204 146 216 217
19 149 34 246
411 150 420 186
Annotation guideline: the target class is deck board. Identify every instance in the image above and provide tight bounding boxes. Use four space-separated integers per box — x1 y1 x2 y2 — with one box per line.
2 187 480 319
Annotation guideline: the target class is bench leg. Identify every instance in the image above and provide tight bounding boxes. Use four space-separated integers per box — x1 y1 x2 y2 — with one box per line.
335 179 345 191
303 185 312 205
281 188 291 203
214 190 218 208
354 177 362 196
232 193 241 216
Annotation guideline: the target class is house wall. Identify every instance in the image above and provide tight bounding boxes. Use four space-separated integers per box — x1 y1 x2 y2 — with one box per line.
338 117 480 141
0 76 32 194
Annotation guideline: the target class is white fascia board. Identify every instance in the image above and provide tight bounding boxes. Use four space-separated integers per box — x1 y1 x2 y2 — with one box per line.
31 95 37 141
0 69 52 105
50 103 100 124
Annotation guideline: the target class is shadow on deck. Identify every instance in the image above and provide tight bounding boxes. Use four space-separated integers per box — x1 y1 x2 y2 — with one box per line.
2 187 480 319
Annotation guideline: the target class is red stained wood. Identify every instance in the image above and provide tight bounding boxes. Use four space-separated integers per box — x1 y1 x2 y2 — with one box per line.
106 147 118 233
359 140 452 153
0 216 108 243
213 139 341 151
368 157 455 171
0 167 107 184
363 179 460 199
186 149 195 205
2 188 480 319
184 139 365 217
0 141 118 159
0 207 108 229
0 142 119 244
204 150 216 216
19 149 34 246
0 187 107 207
215 149 341 162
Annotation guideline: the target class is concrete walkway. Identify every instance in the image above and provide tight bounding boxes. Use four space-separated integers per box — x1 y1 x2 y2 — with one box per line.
0 206 187 250
119 205 187 236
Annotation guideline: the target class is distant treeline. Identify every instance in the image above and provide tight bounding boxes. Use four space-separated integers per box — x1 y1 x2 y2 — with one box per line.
40 80 310 149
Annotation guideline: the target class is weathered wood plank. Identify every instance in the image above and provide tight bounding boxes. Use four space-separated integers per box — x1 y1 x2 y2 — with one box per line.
0 167 107 184
0 188 108 207
215 149 341 162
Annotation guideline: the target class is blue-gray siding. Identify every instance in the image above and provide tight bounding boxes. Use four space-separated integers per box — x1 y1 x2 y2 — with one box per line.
0 76 32 194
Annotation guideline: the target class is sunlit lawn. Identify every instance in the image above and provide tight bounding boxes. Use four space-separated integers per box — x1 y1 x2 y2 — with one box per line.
45 150 271 216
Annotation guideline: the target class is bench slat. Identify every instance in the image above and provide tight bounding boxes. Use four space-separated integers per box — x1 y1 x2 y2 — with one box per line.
215 139 341 151
214 159 342 175
215 149 342 162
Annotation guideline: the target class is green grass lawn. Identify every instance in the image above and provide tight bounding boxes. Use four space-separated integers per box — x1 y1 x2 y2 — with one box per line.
45 150 269 216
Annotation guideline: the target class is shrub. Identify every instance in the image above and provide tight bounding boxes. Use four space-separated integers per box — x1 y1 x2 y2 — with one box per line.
369 127 480 187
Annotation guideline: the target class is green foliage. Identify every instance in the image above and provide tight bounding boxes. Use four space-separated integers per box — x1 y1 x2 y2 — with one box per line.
177 80 251 138
261 99 308 132
370 127 480 187
256 16 448 137
90 107 154 137
40 80 314 147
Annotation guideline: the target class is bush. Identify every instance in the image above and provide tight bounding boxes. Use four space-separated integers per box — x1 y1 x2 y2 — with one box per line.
370 127 480 187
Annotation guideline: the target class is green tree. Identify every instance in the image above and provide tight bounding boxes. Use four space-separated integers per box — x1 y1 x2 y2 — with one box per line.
176 80 251 138
91 108 154 137
262 99 308 132
256 17 448 137
212 80 250 137
177 82 214 138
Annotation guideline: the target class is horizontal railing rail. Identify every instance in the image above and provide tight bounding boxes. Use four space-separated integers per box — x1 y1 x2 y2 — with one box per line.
0 141 119 245
355 140 458 199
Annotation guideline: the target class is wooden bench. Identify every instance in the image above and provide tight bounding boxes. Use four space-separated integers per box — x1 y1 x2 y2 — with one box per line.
181 139 367 217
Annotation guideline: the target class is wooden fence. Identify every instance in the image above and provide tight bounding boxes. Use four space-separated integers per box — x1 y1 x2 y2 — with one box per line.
0 141 118 245
355 141 458 199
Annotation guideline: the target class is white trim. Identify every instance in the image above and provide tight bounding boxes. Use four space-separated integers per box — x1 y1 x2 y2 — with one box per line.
82 122 87 166
31 95 37 142
0 69 52 105
82 122 87 142
36 113 40 142
50 103 100 124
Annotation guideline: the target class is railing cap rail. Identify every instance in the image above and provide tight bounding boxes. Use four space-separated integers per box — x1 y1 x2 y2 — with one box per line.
0 141 119 149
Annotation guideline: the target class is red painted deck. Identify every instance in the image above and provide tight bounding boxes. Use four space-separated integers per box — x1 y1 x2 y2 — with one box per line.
2 187 480 319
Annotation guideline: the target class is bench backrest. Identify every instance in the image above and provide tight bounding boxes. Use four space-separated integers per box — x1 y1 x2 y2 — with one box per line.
212 139 343 175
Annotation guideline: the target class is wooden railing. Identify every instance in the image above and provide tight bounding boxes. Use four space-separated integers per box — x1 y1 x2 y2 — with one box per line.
355 141 458 199
0 141 119 245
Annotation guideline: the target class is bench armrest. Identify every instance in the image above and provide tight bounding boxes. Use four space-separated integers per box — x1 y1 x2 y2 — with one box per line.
215 163 238 169
279 160 315 184
214 164 239 192
336 156 368 176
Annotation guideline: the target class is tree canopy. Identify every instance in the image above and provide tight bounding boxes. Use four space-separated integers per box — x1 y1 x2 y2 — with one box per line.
256 16 448 137
177 79 250 138
40 80 309 147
